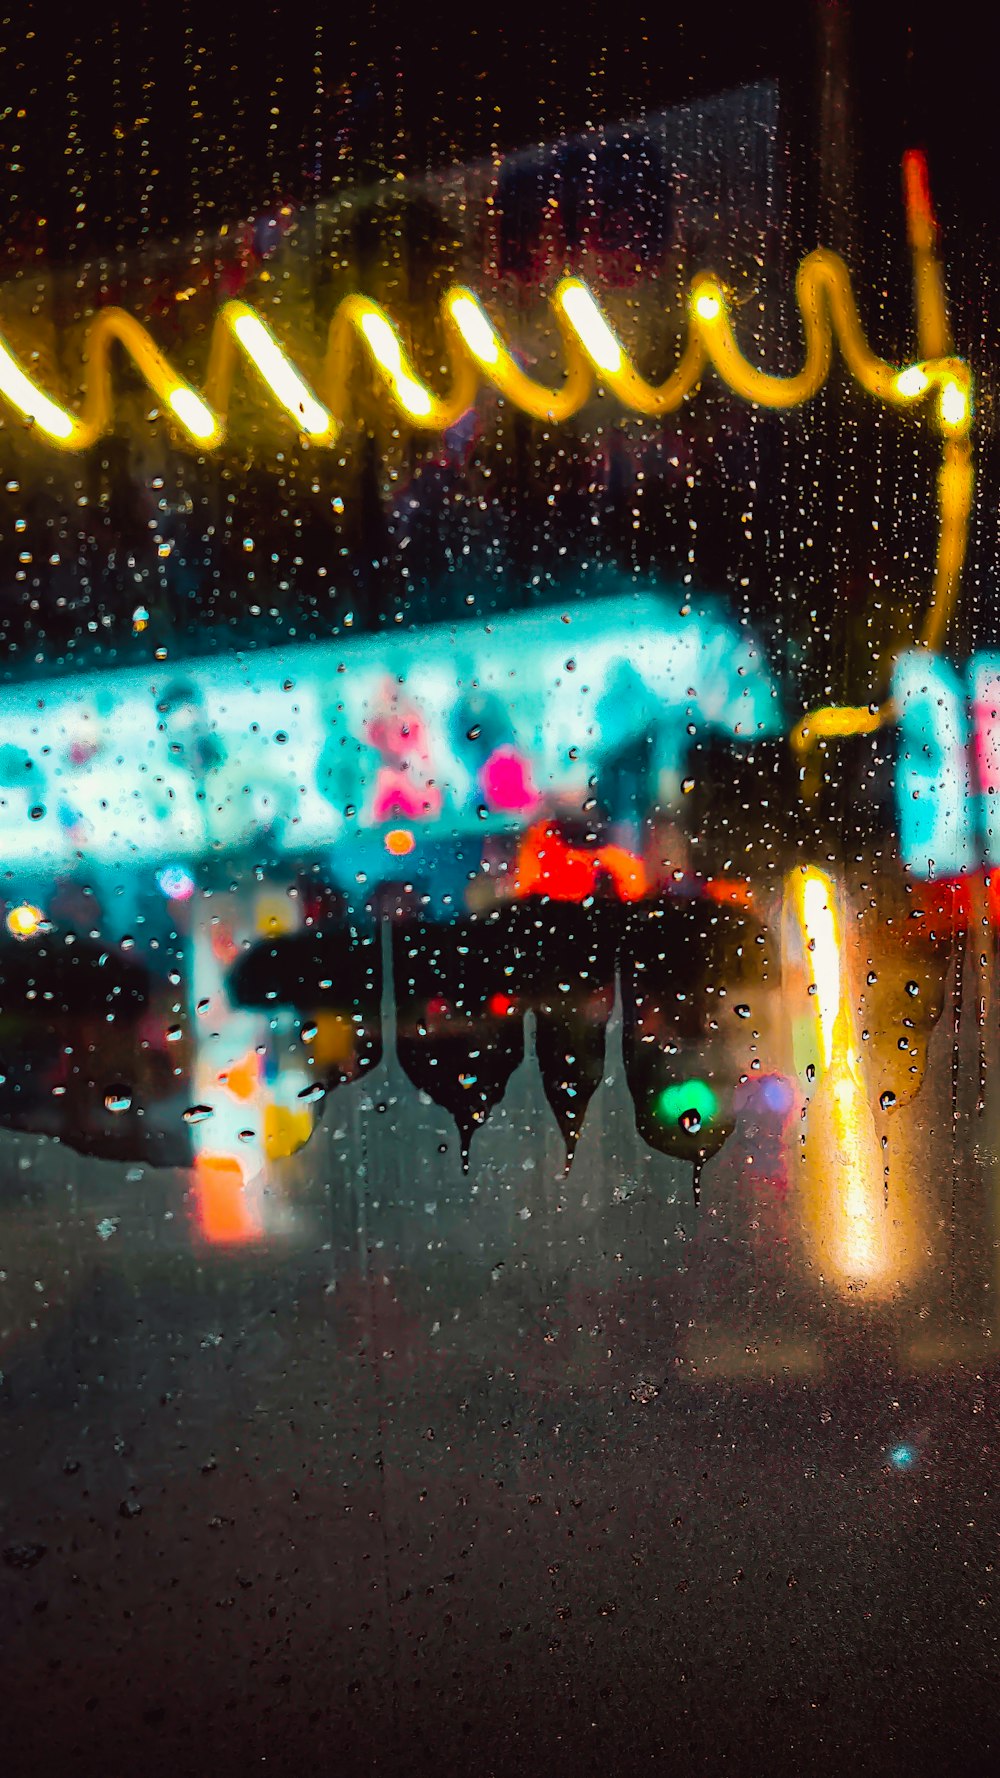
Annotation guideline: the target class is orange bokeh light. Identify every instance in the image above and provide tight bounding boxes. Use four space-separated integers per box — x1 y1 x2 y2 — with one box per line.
192 1154 262 1246
385 828 415 856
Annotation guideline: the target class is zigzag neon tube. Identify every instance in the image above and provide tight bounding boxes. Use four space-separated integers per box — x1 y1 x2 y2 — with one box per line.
0 247 971 742
0 248 967 448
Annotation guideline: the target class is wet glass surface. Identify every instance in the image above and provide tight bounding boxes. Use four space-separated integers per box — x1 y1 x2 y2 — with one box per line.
3 7 1000 1774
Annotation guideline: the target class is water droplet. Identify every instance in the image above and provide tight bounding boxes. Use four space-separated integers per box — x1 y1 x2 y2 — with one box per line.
880 1090 897 1110
734 1003 751 1019
297 1082 326 1103
679 1107 702 1134
183 1104 214 1124
905 980 919 997
3 1542 47 1570
104 1087 132 1114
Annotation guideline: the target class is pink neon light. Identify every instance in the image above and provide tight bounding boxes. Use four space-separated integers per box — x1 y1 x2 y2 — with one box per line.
372 770 443 821
481 745 539 814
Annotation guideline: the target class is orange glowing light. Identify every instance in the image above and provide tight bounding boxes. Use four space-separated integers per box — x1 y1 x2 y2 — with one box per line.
705 876 755 910
784 865 921 1298
192 1154 262 1245
220 1050 260 1101
6 902 43 939
385 827 415 856
902 148 937 250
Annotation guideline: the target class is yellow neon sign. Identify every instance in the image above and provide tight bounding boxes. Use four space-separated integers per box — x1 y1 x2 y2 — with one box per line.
0 247 966 448
0 241 972 756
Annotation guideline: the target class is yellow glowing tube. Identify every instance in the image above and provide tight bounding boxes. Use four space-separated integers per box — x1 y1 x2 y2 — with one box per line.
0 245 974 700
552 278 706 415
326 293 478 429
689 252 920 411
0 307 221 449
0 339 79 442
791 172 974 765
208 302 335 439
444 285 592 423
86 309 221 444
0 246 967 458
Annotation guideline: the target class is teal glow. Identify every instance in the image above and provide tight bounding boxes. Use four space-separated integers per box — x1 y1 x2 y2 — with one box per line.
893 652 974 878
655 1079 719 1133
0 591 780 882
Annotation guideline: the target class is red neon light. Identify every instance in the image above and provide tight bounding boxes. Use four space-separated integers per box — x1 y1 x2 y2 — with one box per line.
902 149 937 251
514 821 647 903
903 874 1000 934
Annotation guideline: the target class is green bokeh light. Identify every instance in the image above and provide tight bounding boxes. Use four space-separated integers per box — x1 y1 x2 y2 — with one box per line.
655 1078 719 1133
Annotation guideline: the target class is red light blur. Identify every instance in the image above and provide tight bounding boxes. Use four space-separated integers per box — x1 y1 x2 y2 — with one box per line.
514 821 647 903
902 148 937 249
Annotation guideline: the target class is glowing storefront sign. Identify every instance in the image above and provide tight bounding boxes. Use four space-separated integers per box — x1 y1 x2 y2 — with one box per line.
888 652 1000 878
891 650 1000 882
893 654 975 878
0 593 780 884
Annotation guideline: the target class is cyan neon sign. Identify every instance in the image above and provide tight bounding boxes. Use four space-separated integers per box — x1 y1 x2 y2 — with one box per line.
892 651 1000 876
0 591 780 887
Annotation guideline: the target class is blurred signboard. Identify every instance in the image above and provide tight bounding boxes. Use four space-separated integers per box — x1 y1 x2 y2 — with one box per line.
0 591 780 887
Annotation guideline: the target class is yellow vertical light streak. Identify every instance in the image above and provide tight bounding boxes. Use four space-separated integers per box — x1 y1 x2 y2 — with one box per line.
785 866 919 1298
800 870 840 1069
